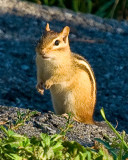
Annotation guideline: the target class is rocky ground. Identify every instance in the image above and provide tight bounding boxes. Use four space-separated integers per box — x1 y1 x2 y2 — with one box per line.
0 105 115 147
0 0 128 145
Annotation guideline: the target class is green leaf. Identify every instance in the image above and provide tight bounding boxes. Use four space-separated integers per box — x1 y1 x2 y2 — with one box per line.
51 134 62 142
52 142 63 151
86 0 93 13
72 0 80 12
95 138 111 150
100 108 128 149
44 0 48 5
40 133 50 147
7 153 23 160
0 126 14 137
96 0 114 17
100 108 106 120
95 138 117 159
58 0 66 8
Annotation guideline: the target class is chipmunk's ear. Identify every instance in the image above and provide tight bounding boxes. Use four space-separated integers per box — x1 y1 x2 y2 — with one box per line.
60 26 70 43
45 23 50 31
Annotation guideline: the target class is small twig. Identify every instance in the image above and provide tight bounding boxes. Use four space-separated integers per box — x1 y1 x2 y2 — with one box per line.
115 120 118 129
0 121 7 125
10 110 38 130
110 0 120 18
122 0 127 19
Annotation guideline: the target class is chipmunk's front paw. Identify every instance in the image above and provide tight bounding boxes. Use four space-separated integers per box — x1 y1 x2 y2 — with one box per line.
36 82 44 95
44 80 53 89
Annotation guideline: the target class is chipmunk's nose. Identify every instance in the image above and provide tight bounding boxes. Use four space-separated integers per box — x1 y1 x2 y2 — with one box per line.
41 48 50 59
42 48 47 55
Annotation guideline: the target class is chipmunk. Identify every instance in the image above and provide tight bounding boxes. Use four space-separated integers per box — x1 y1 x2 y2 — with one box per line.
36 23 96 124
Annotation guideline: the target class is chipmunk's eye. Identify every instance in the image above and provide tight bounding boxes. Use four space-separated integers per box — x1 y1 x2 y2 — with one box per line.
54 40 60 46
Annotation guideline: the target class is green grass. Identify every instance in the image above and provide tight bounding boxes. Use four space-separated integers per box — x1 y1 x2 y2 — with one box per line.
23 0 128 19
0 108 128 160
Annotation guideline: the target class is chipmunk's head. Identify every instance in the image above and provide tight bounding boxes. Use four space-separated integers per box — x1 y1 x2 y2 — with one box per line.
36 23 70 60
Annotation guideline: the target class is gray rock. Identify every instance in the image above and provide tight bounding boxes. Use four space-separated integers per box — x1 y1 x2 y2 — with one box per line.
0 106 118 147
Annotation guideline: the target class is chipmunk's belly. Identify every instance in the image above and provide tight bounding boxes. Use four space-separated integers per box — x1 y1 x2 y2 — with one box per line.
50 83 75 115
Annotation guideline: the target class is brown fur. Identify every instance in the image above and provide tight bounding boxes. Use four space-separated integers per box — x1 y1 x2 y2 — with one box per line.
36 24 96 124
